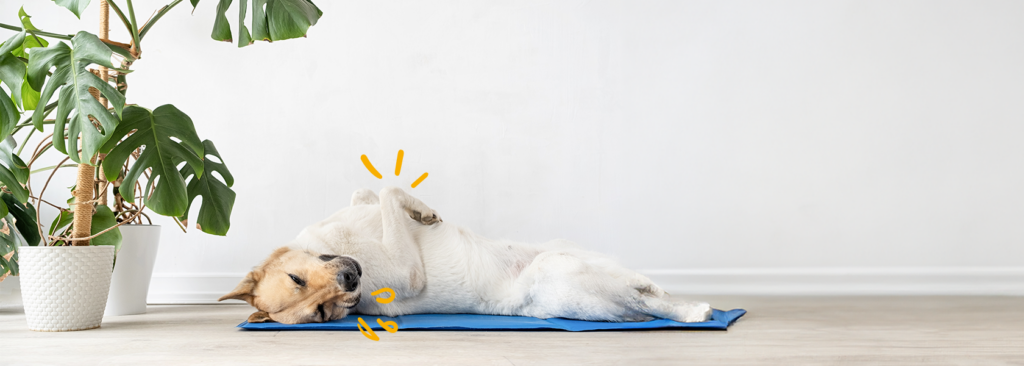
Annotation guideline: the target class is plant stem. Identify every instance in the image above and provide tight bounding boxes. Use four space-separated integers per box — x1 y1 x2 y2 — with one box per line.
104 0 134 40
30 164 78 175
125 0 142 56
13 120 55 129
0 22 74 40
139 0 184 40
17 126 35 156
12 102 57 130
12 103 58 138
36 155 71 245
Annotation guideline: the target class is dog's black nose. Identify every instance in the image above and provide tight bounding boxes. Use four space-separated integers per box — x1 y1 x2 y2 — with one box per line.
319 254 339 262
337 257 361 292
338 269 359 291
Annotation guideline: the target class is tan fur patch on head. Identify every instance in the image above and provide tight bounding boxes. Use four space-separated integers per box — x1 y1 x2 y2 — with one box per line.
219 247 363 324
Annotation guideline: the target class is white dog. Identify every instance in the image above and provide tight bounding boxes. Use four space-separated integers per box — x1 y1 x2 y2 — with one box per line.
220 187 712 324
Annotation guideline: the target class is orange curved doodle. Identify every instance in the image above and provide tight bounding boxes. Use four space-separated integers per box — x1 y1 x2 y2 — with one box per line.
372 287 396 304
377 318 399 333
361 150 429 188
357 317 380 341
357 290 401 341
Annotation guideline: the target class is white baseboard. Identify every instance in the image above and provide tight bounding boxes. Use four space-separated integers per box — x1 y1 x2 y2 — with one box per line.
148 273 248 304
149 267 1024 303
5 267 1024 306
640 267 1024 296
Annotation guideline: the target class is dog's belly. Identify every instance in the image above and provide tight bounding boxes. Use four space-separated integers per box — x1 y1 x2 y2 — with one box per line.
291 204 559 317
355 241 544 316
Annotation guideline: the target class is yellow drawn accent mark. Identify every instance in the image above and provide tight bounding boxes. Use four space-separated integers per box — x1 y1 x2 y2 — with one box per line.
361 155 382 179
377 318 399 333
395 150 404 176
411 172 429 188
372 287 396 304
357 317 380 341
361 150 428 188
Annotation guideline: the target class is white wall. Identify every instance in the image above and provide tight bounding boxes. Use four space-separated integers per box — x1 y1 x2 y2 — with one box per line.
4 0 1024 299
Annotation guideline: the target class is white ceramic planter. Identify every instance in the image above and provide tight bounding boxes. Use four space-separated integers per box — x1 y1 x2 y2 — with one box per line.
105 225 161 316
19 245 114 332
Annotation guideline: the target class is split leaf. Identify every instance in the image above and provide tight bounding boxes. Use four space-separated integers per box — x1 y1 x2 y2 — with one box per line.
101 105 204 217
179 140 235 235
27 31 125 163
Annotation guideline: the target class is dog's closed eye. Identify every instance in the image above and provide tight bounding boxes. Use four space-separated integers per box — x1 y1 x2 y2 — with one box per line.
289 274 306 286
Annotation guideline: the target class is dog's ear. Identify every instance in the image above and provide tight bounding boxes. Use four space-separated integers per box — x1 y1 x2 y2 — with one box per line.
247 311 273 323
218 271 260 305
218 247 290 305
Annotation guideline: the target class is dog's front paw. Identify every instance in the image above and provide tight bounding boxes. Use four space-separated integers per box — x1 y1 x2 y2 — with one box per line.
677 302 712 323
410 209 442 225
421 210 442 225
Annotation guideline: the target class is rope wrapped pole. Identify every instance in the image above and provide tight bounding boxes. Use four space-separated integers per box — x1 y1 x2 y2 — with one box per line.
96 0 110 207
72 0 110 246
71 162 95 246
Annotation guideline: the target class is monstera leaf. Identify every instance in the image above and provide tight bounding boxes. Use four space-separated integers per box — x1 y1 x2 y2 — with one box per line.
0 215 18 276
0 32 25 140
51 0 92 19
0 30 46 113
179 140 235 235
0 83 14 143
0 137 29 220
89 205 121 251
198 0 321 47
0 136 28 195
1 193 39 246
27 31 125 164
100 105 204 217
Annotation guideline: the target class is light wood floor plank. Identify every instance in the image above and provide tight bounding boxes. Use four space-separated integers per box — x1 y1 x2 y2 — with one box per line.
2 296 1022 365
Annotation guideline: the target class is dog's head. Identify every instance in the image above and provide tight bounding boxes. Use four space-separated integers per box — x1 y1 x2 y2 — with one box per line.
218 247 362 324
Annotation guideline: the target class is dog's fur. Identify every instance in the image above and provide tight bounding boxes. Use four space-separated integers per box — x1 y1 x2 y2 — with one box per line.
221 187 712 324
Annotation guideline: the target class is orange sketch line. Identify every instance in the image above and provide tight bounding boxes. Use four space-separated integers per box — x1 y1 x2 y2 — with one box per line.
395 150 404 176
361 155 382 179
357 317 380 341
372 288 396 304
411 172 429 188
377 318 399 333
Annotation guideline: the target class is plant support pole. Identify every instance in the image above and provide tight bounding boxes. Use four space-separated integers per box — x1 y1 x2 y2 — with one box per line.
97 0 110 207
71 162 95 246
72 0 112 246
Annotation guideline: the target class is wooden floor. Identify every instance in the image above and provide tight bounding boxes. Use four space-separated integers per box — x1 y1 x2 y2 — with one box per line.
2 296 1023 365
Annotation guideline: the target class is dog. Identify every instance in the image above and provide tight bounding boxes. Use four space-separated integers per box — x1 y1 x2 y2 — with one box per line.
220 187 712 324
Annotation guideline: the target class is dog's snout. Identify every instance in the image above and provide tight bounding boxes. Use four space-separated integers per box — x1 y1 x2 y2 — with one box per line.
336 256 361 291
340 256 362 277
318 254 339 262
338 269 359 291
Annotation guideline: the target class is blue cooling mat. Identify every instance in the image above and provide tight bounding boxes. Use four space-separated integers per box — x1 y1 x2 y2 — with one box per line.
238 308 746 331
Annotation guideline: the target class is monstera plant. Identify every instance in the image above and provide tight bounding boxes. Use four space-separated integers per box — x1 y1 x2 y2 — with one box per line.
0 0 321 279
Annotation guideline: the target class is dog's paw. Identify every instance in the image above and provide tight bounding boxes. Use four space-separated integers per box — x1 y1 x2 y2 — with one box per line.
676 302 712 323
410 209 442 225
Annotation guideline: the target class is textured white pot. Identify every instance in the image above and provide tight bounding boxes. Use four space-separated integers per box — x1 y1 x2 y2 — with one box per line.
19 245 114 331
105 225 161 316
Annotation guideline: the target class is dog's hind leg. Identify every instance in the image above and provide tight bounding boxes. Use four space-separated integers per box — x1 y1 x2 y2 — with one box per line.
629 293 712 323
518 251 711 323
592 258 711 322
351 189 380 206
